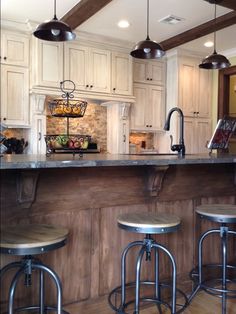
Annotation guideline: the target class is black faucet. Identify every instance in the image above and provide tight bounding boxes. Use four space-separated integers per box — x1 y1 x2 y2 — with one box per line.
164 107 185 157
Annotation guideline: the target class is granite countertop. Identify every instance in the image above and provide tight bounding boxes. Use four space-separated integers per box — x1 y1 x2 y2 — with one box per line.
1 153 236 169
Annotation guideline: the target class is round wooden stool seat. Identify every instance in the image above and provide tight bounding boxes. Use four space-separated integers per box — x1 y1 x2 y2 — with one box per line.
117 212 181 234
0 224 69 255
196 204 236 223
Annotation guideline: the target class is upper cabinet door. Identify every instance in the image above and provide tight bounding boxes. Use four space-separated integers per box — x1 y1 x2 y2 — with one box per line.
148 85 165 130
35 40 64 88
111 52 133 96
148 61 165 85
1 65 29 127
133 59 165 85
197 68 212 118
89 47 111 93
179 58 197 117
1 32 29 67
64 43 89 90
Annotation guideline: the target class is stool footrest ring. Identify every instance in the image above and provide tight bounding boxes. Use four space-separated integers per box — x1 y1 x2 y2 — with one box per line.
108 281 188 314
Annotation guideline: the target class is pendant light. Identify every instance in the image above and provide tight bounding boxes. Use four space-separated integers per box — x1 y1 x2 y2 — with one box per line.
33 0 76 42
199 0 230 69
130 0 165 59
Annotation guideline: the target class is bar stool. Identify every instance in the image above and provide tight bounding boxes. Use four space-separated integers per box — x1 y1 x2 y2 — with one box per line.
188 204 236 314
108 212 188 314
0 224 69 314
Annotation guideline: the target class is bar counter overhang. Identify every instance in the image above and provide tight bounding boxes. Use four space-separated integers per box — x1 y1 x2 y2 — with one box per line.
0 153 236 310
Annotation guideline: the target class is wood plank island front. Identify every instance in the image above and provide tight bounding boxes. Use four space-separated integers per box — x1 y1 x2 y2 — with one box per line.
1 153 236 312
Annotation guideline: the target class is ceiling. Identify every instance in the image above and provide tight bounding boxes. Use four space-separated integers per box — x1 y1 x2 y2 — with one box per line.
1 0 236 55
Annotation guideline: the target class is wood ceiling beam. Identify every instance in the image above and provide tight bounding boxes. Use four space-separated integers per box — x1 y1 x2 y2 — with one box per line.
61 0 113 30
204 0 236 11
160 11 236 51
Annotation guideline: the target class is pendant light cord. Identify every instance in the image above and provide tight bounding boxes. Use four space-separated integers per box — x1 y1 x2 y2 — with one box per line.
54 0 57 19
213 1 217 53
146 0 150 40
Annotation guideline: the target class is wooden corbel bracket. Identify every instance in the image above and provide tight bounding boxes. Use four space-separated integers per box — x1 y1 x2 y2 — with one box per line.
146 165 169 197
16 171 40 209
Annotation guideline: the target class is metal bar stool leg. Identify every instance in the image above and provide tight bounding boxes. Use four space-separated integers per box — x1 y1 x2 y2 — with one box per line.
152 243 177 314
0 262 22 278
221 226 228 314
134 246 146 314
121 241 143 308
39 269 45 314
154 246 160 300
35 263 63 314
8 267 25 314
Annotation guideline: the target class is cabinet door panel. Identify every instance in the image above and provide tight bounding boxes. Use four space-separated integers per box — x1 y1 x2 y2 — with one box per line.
112 52 132 95
1 33 29 67
64 44 88 90
184 118 195 154
179 61 197 117
38 41 63 88
196 119 211 153
133 60 147 83
198 69 212 118
1 65 29 126
89 48 111 93
149 62 165 85
131 85 147 130
148 86 165 130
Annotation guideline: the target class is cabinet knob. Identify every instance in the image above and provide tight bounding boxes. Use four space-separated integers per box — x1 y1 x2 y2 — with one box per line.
4 56 7 60
3 118 6 121
113 88 116 91
147 78 150 80
150 125 152 127
150 78 153 81
86 84 89 88
90 85 93 88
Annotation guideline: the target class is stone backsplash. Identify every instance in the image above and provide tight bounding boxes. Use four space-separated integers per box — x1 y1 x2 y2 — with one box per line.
46 98 107 152
129 132 154 150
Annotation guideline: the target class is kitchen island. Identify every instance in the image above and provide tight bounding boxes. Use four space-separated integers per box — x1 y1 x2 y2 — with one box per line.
1 153 236 311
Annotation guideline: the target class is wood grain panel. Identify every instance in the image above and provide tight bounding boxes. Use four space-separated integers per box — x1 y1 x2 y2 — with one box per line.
1 164 235 310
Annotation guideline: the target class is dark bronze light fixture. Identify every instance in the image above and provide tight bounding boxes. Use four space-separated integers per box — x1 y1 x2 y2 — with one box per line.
199 0 230 69
33 0 76 42
130 0 165 59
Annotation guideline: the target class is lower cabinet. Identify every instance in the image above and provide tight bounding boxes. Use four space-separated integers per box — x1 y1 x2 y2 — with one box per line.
131 83 165 132
184 117 212 154
1 65 29 127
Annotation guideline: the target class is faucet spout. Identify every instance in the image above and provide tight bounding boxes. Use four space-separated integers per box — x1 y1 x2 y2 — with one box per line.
164 107 185 156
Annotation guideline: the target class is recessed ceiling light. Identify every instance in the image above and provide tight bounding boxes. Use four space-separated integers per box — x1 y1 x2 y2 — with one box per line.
117 20 130 28
204 41 214 47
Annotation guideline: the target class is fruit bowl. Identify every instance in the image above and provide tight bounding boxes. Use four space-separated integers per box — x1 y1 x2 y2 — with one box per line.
45 134 91 152
48 99 87 118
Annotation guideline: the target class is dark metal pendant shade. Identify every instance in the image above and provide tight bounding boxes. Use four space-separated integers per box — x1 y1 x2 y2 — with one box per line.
130 0 165 59
199 1 230 70
33 0 76 42
130 36 165 59
199 50 231 69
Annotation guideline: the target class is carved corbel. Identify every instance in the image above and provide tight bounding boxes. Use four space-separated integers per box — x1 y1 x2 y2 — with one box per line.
146 166 169 197
16 171 40 208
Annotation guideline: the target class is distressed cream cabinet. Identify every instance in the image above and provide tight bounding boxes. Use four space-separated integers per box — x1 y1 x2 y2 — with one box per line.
1 31 29 67
32 39 64 88
162 52 212 154
111 52 133 96
1 65 29 127
179 56 212 119
131 59 166 132
1 31 30 127
131 83 165 131
64 43 111 93
184 117 212 154
32 39 133 96
133 59 165 85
